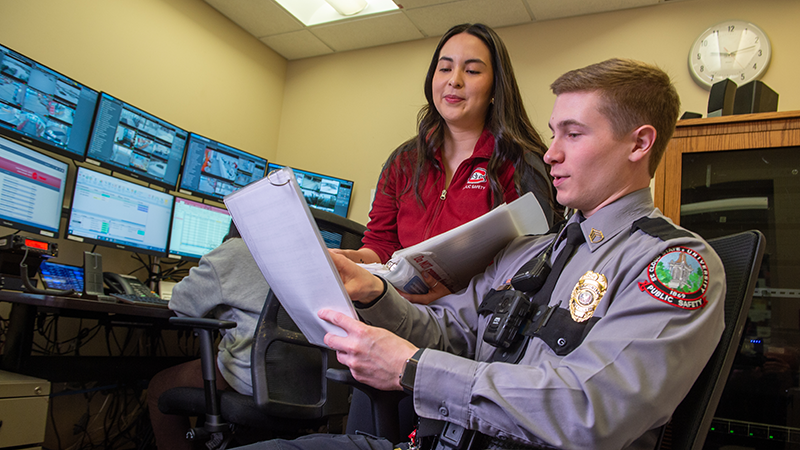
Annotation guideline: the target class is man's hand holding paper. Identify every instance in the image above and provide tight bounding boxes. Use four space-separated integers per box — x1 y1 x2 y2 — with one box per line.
329 251 385 304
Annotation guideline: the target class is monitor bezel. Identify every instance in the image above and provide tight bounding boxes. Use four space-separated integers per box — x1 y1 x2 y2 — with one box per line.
267 162 354 218
166 196 232 262
177 131 267 202
0 43 99 161
84 92 188 190
66 166 174 257
0 135 69 239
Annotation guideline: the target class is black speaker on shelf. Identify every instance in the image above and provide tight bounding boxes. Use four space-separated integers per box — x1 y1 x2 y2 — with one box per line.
733 80 779 115
680 111 703 120
707 79 737 117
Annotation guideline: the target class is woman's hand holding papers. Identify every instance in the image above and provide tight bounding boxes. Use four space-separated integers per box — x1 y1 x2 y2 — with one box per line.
400 271 452 305
320 308 418 391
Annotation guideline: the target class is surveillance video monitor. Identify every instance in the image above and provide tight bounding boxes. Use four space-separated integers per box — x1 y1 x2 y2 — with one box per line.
0 43 99 160
178 132 267 202
84 92 188 189
267 163 354 218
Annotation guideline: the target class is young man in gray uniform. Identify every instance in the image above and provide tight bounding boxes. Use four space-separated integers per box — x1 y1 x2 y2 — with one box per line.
239 58 726 450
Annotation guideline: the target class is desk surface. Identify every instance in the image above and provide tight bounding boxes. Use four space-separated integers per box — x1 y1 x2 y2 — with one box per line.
0 290 183 381
0 290 174 319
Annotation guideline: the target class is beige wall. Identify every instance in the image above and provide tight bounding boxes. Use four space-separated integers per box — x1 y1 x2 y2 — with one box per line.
1 0 799 252
278 0 800 224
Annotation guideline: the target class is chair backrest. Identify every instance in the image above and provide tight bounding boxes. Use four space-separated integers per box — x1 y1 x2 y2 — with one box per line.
248 211 365 419
657 230 765 450
310 208 367 251
248 290 350 419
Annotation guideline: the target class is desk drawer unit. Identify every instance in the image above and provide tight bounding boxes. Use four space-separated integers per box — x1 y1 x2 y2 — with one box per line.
0 370 50 449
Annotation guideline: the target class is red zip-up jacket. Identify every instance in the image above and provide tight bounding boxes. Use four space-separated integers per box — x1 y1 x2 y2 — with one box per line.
362 129 520 264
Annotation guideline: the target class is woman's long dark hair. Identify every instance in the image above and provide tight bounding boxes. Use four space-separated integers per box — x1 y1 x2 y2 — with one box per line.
380 23 551 209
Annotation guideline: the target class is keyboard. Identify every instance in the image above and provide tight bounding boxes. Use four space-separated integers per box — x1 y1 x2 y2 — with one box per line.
110 293 170 308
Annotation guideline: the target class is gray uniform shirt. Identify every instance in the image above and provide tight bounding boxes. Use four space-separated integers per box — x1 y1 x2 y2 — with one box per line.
357 188 726 450
169 238 269 396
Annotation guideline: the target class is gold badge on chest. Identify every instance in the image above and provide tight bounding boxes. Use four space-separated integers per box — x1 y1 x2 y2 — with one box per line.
570 271 608 322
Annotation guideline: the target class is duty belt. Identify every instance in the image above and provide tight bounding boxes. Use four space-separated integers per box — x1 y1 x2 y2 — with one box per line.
417 420 557 450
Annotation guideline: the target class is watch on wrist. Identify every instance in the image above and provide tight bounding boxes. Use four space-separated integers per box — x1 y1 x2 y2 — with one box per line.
400 348 424 395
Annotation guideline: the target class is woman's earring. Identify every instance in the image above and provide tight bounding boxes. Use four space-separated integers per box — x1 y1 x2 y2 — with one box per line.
490 97 495 104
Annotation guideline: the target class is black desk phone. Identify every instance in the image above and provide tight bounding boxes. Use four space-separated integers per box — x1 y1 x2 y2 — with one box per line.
103 272 159 298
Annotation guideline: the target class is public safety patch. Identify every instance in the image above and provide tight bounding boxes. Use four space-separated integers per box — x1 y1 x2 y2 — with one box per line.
467 167 487 184
639 246 709 310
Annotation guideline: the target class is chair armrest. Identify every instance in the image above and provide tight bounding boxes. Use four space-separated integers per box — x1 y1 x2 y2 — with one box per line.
169 316 237 330
326 368 407 443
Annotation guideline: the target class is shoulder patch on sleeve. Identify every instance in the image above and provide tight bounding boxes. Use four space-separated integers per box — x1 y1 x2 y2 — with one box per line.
631 217 693 241
638 246 710 310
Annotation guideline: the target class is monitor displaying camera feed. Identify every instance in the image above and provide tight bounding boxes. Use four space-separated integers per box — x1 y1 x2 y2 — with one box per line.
0 43 99 160
85 92 188 190
267 163 353 218
0 135 69 238
167 197 232 261
178 132 267 202
67 167 174 256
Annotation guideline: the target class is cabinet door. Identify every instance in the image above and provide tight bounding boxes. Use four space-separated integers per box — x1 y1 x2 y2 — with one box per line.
0 396 49 447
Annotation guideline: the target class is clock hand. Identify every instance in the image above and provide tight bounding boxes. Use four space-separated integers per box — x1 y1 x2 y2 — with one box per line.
729 45 756 56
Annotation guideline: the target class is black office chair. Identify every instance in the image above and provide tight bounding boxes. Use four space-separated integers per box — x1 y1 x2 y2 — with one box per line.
158 210 367 449
655 230 765 450
159 290 352 448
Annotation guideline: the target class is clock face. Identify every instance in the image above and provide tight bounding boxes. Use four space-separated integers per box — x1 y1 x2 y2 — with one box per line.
689 20 771 89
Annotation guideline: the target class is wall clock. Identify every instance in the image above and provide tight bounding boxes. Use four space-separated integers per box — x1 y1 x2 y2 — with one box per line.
688 20 772 89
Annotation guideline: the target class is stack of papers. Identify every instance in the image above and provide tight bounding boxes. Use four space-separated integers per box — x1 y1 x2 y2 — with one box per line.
378 192 549 294
224 167 357 347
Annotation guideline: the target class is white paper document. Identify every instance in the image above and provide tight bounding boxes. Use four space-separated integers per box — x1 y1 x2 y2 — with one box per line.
384 192 549 294
223 167 357 347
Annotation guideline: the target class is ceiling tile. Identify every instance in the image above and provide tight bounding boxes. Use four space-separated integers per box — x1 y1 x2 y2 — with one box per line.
404 0 533 37
310 12 424 52
524 0 659 20
204 0 303 37
261 30 334 60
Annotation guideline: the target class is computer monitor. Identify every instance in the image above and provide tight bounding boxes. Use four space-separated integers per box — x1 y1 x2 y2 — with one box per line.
167 197 232 261
0 43 99 160
178 132 267 201
67 166 174 256
267 163 353 218
0 135 68 238
84 92 188 190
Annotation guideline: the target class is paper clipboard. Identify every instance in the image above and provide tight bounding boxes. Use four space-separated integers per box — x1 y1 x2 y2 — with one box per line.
223 167 357 347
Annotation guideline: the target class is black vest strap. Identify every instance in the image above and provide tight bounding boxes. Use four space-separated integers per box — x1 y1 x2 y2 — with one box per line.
631 217 693 240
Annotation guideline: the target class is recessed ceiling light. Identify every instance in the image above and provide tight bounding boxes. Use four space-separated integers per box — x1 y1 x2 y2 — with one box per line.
275 0 399 26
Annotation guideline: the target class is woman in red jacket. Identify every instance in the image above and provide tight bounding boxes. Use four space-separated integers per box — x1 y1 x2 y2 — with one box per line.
338 23 557 304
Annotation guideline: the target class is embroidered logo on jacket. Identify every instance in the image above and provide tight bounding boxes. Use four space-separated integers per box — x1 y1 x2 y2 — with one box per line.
639 246 709 310
464 168 488 190
467 168 487 184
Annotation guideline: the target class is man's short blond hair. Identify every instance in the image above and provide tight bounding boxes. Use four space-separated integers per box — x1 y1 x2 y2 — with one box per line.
550 58 680 176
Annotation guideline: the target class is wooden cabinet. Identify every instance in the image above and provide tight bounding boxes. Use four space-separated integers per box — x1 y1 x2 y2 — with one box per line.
654 110 800 222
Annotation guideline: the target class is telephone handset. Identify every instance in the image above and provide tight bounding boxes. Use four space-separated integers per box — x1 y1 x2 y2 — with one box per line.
103 272 159 298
